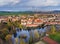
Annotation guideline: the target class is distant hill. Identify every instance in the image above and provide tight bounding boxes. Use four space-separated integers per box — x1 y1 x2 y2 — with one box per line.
0 11 35 16
0 10 60 15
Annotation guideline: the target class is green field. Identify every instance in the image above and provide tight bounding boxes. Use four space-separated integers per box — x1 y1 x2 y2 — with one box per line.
0 11 35 16
49 32 60 43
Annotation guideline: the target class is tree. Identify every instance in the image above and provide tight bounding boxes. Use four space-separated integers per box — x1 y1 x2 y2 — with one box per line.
0 28 9 40
0 31 3 44
18 23 23 29
20 38 26 44
33 30 40 42
5 34 13 44
12 21 24 29
51 25 56 34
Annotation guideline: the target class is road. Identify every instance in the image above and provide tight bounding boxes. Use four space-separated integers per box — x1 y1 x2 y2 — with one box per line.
34 41 46 44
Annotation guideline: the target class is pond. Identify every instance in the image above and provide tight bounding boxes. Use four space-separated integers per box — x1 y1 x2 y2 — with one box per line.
11 27 47 44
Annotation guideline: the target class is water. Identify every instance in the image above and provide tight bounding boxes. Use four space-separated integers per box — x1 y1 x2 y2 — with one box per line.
10 24 60 44
11 27 47 44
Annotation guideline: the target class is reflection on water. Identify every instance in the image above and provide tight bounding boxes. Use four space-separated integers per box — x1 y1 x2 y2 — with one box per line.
47 24 60 31
55 24 60 31
11 27 46 44
1 24 60 44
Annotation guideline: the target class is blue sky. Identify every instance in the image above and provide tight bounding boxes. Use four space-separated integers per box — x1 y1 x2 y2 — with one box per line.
0 0 60 11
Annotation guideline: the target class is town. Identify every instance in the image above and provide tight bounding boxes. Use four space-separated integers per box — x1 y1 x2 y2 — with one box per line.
0 0 60 44
0 13 60 44
0 14 60 25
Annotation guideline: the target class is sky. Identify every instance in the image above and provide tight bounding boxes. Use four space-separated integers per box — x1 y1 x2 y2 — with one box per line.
0 0 60 11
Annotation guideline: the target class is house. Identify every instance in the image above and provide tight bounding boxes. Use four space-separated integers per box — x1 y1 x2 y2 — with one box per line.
21 19 27 25
27 18 33 24
34 19 43 25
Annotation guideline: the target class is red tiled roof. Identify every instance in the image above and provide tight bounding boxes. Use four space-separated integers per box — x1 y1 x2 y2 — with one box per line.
35 19 43 23
43 36 58 44
26 24 38 27
46 22 57 24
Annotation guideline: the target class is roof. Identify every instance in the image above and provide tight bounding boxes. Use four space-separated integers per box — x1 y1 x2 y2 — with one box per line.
43 36 58 44
26 24 38 27
35 19 43 23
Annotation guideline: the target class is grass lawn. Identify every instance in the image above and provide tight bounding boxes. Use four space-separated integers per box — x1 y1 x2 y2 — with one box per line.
49 32 60 43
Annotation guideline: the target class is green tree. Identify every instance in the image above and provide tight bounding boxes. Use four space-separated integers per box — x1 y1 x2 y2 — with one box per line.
51 25 56 34
5 34 13 44
0 28 9 40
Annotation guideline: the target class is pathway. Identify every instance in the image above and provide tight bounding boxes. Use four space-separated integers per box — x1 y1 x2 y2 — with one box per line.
34 41 46 44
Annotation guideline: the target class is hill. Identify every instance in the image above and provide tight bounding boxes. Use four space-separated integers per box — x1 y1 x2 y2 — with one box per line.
0 10 60 16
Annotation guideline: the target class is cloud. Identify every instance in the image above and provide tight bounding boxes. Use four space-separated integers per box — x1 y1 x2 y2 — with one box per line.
0 0 60 11
25 0 60 7
0 0 60 7
0 0 20 6
45 0 60 6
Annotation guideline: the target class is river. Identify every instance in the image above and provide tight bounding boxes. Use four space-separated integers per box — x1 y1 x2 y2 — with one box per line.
11 27 47 44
